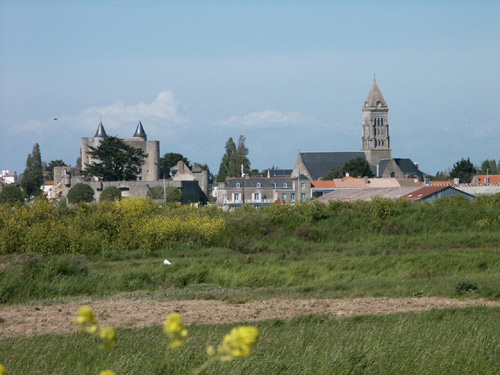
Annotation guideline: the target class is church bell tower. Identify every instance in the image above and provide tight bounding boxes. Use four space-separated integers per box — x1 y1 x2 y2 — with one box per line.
361 79 392 165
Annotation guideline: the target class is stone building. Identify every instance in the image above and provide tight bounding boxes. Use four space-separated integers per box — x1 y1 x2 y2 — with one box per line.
81 121 160 181
292 80 423 180
216 175 311 208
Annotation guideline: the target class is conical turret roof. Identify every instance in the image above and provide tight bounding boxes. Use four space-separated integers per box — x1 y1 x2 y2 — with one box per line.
94 121 108 138
364 80 387 109
133 121 147 140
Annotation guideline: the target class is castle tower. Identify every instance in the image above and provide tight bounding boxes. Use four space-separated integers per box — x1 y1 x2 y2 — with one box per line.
133 121 147 140
81 122 108 170
361 80 392 165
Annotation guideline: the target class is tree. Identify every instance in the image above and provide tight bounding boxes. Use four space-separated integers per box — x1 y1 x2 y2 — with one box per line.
21 143 44 197
160 152 190 178
0 184 24 204
146 186 183 202
217 137 237 182
67 183 94 203
480 159 498 175
228 135 251 178
449 158 477 183
323 167 344 180
44 159 68 180
83 136 147 181
343 157 374 178
323 157 374 180
99 186 122 201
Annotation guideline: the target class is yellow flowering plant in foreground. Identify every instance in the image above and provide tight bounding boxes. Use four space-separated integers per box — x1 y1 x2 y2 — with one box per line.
69 307 258 375
0 363 5 375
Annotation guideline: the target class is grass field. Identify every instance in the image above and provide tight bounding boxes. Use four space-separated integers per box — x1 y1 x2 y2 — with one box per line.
1 307 499 375
1 197 500 374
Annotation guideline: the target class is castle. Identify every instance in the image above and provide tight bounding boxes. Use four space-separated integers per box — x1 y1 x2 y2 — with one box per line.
53 122 208 202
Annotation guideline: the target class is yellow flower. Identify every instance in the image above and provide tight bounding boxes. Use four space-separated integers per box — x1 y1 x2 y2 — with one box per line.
0 363 5 375
164 313 188 348
99 327 116 350
73 306 99 334
217 326 259 361
99 371 116 375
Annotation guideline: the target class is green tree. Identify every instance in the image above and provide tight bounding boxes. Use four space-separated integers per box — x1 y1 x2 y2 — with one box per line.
343 157 374 178
323 157 374 180
67 183 95 203
217 137 237 182
160 152 190 178
83 136 147 181
21 143 44 197
227 135 251 178
323 166 344 180
44 159 68 180
480 159 498 174
0 184 24 204
99 186 122 201
449 158 477 183
146 186 183 202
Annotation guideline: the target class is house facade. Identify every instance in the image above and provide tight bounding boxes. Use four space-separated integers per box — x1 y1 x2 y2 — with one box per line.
217 175 311 208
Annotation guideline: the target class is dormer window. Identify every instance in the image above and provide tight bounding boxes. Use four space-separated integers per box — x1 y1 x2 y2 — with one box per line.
236 183 241 188
283 183 288 188
273 183 277 188
256 182 261 188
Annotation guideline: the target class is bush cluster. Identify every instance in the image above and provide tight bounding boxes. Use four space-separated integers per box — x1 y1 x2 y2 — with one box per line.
0 199 225 255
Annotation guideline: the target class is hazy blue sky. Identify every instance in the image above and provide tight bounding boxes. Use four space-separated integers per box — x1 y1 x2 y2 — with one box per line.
1 1 499 176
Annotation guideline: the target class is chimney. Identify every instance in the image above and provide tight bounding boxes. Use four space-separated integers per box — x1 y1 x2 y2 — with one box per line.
415 162 419 170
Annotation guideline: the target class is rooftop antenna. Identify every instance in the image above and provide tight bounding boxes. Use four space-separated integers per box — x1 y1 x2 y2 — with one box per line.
373 73 376 82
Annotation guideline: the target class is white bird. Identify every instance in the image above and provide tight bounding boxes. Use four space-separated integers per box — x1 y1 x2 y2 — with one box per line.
163 259 172 265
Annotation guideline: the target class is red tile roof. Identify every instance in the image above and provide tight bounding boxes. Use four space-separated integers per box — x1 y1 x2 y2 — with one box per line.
311 180 336 188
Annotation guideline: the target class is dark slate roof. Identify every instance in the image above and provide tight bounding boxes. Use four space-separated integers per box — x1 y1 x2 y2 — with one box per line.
225 175 309 188
268 169 293 177
191 165 203 173
300 152 366 180
133 121 147 140
94 122 108 138
379 158 424 178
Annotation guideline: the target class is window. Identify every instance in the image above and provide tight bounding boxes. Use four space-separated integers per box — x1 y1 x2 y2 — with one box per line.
283 183 288 188
301 183 306 189
273 183 277 188
236 183 241 188
254 193 260 202
301 193 306 201
256 182 261 188
291 193 295 202
234 193 239 202
282 193 287 201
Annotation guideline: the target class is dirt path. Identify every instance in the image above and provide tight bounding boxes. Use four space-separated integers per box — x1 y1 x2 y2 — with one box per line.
1 297 499 338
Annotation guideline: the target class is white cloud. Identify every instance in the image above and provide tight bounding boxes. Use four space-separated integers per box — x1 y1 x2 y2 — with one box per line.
216 110 310 127
12 90 189 136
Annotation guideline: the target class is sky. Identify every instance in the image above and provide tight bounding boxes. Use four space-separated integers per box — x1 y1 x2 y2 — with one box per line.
1 0 499 177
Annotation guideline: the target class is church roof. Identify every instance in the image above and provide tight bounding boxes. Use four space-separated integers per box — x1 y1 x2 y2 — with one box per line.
300 152 366 180
94 122 108 138
378 158 424 178
364 80 387 109
133 121 147 140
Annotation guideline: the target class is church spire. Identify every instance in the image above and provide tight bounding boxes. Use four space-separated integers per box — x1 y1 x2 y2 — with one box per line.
364 80 387 109
133 121 147 140
94 121 108 138
361 79 392 165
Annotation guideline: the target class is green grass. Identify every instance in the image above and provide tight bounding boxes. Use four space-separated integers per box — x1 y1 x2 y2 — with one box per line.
1 241 499 304
1 307 499 374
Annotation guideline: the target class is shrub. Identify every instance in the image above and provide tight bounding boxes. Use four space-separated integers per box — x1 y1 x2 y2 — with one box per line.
147 186 183 203
455 281 478 294
0 184 24 204
99 186 122 201
67 183 95 204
